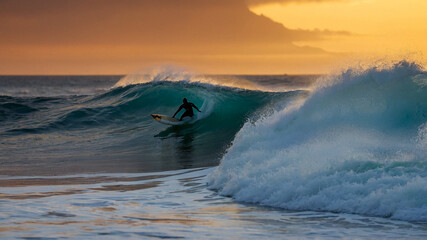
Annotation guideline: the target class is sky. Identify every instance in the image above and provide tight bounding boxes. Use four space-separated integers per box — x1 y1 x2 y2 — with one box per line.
1 0 426 75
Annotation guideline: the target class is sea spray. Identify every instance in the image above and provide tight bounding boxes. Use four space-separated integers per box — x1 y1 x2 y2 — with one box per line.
208 61 427 222
114 66 263 91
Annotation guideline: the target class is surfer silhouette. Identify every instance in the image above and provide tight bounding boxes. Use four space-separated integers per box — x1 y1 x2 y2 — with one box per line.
173 98 201 121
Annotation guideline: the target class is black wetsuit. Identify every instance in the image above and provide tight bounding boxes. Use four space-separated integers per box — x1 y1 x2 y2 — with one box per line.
174 102 200 121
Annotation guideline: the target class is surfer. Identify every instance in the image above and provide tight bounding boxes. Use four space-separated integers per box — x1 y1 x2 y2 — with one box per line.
172 98 201 121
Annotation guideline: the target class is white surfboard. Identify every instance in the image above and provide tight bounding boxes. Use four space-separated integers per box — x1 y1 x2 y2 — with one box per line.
151 114 190 125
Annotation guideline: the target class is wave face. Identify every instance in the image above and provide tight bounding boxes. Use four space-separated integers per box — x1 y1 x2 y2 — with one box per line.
208 61 427 222
0 76 297 176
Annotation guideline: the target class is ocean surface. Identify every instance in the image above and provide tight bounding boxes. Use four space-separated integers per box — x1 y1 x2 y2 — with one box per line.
1 62 426 239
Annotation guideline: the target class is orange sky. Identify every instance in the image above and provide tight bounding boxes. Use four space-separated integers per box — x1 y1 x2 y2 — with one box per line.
0 0 425 75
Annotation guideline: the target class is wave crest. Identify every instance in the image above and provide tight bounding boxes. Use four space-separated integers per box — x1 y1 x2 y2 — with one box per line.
114 66 264 91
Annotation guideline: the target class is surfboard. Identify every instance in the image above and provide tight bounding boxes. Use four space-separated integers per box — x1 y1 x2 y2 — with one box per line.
151 114 189 125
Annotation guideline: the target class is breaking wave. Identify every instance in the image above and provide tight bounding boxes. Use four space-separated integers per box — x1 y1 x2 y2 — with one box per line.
208 61 427 222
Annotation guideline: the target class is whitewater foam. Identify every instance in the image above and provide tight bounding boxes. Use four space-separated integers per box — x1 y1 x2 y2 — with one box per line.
208 61 427 222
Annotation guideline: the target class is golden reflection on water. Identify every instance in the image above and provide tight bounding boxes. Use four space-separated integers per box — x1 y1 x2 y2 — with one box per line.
0 181 161 200
0 227 34 232
126 213 212 226
8 212 214 230
92 207 117 212
0 175 169 187
0 189 86 200
90 181 161 192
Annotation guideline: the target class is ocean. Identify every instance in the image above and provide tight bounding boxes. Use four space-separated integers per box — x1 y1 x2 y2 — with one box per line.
1 61 426 239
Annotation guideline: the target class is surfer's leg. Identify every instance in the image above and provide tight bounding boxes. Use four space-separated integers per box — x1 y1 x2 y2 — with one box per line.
180 111 192 121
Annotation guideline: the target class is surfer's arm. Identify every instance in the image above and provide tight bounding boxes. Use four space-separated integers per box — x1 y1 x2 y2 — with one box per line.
192 103 201 112
172 105 183 118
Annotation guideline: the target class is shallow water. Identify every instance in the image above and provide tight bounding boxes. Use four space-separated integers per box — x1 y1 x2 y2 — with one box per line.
1 168 426 239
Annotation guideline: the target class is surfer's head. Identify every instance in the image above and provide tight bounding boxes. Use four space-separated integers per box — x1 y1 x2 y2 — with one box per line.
183 98 188 103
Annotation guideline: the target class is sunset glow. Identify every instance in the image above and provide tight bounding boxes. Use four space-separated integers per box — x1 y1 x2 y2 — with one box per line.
250 0 427 56
0 0 426 74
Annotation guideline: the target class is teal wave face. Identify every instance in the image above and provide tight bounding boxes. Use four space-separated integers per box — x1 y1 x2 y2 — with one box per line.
0 81 298 175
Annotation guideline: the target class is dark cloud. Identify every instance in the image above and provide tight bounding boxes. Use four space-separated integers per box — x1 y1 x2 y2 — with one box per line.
0 0 334 53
